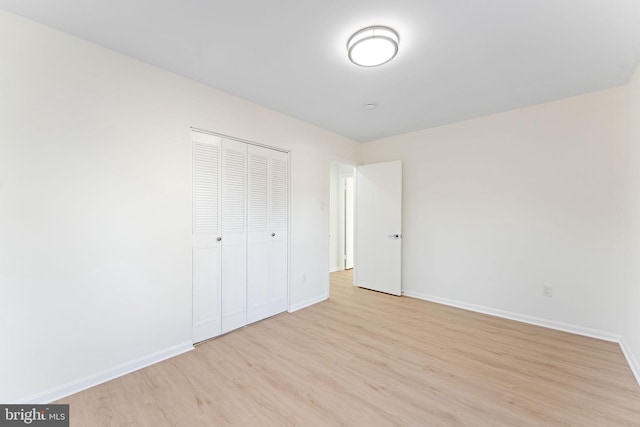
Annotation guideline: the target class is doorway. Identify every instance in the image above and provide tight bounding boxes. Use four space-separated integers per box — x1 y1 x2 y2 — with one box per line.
329 161 355 273
329 159 402 297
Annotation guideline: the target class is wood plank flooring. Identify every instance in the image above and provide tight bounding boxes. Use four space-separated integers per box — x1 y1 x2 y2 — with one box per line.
58 270 640 426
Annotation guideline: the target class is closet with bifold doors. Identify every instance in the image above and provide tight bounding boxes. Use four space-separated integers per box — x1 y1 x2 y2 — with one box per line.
191 130 289 343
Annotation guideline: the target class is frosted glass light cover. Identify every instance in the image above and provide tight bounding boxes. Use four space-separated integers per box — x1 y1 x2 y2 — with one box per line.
347 26 399 67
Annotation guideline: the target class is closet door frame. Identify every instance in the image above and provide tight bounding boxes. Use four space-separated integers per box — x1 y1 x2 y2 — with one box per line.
191 127 291 328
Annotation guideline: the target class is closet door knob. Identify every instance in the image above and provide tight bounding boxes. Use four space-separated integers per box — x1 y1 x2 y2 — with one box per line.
271 233 276 237
217 237 222 241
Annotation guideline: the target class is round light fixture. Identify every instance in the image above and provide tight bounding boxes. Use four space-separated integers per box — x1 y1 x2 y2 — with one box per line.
347 26 399 67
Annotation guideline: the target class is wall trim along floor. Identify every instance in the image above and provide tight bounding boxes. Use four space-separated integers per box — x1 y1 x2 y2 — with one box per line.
402 290 620 342
289 295 329 313
402 290 640 387
14 342 194 404
620 337 640 387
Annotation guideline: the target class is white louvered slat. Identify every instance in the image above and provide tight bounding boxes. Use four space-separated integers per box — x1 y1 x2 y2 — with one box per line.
270 157 288 230
249 153 268 231
223 149 246 232
193 142 219 234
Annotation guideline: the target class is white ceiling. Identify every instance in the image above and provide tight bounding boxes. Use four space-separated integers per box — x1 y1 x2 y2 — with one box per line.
1 0 639 142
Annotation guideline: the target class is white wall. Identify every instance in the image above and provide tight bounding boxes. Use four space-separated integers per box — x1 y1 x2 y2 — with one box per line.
361 88 628 338
0 10 359 403
624 65 640 382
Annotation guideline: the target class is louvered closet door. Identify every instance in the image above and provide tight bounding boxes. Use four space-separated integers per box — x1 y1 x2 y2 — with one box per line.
268 150 289 314
221 138 248 334
247 146 288 323
192 131 222 343
247 146 270 323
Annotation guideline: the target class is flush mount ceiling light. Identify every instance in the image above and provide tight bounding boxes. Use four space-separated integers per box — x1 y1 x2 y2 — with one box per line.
347 26 399 67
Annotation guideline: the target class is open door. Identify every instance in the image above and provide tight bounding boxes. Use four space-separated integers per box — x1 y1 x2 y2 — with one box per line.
355 160 402 296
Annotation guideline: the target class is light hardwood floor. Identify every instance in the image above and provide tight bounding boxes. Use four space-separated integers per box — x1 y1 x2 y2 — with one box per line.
58 270 640 426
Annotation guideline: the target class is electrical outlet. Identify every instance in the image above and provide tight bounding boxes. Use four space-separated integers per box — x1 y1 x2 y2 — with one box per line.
543 285 553 298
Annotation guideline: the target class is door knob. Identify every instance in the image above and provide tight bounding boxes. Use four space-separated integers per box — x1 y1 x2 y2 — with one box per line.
217 237 222 241
271 233 276 237
388 234 401 239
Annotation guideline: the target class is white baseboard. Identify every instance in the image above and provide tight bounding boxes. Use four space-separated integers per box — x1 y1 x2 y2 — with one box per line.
289 294 328 313
402 290 621 343
620 338 640 387
329 266 341 273
15 342 194 404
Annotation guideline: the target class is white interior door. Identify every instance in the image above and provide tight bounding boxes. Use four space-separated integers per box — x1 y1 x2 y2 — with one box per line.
221 138 248 334
355 160 402 295
192 131 222 342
